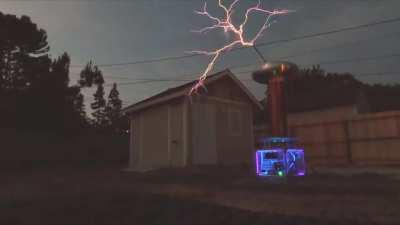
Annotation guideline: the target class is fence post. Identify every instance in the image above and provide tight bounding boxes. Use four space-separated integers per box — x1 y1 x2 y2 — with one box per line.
344 120 352 164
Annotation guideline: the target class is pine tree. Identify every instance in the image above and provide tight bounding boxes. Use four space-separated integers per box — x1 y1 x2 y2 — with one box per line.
0 13 50 93
42 53 88 131
91 83 108 129
0 13 51 129
79 60 106 129
66 85 87 129
78 61 104 88
106 83 122 132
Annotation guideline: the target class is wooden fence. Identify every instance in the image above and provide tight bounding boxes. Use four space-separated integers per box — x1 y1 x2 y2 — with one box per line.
254 111 400 166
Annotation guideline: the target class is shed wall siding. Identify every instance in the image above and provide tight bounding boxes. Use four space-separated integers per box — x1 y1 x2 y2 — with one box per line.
207 77 251 103
129 116 134 167
169 101 185 167
189 96 254 165
137 105 170 170
206 76 254 165
214 100 253 165
190 100 218 165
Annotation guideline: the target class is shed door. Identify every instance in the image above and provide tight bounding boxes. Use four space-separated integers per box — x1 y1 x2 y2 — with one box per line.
169 103 184 167
192 102 217 164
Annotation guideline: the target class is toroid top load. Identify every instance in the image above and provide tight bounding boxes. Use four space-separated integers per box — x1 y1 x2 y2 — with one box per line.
252 61 298 84
252 61 298 137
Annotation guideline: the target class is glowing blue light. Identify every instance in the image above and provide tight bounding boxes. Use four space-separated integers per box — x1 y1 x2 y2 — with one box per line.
287 151 297 171
261 137 296 145
255 149 285 177
286 149 306 176
256 152 260 174
256 147 306 177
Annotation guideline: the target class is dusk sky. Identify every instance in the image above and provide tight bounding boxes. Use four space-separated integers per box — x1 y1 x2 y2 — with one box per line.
1 0 400 109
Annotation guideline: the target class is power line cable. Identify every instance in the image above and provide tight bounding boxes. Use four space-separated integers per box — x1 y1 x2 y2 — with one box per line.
99 52 400 86
274 31 400 60
256 17 400 49
107 69 400 87
69 16 400 68
70 30 400 81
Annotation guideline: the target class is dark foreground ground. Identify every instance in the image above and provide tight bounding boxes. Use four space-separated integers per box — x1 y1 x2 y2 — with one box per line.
1 162 399 225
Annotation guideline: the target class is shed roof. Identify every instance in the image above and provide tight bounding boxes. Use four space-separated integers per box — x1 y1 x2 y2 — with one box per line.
122 69 262 114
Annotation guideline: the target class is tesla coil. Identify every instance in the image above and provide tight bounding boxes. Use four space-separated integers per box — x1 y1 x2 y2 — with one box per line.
252 62 306 177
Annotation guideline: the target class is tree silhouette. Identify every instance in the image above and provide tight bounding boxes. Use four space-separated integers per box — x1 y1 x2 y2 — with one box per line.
106 83 122 132
286 65 364 113
78 60 109 129
91 83 108 129
0 12 91 132
24 52 88 131
257 65 400 124
65 85 87 129
0 13 51 129
365 83 400 112
0 13 50 93
78 61 104 88
255 65 372 124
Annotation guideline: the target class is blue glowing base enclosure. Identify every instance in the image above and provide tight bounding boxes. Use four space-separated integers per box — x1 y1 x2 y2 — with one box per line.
256 149 306 177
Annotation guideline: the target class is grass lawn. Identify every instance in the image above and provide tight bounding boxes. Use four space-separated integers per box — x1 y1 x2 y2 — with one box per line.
0 163 399 225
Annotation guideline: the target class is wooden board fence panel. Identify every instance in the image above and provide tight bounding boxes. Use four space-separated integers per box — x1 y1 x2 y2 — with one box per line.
254 111 400 166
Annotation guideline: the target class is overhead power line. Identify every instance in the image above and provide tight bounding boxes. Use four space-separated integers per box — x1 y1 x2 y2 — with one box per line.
274 31 400 60
106 69 400 87
69 16 400 68
255 17 400 48
97 52 400 86
71 44 400 83
69 62 255 81
70 30 400 81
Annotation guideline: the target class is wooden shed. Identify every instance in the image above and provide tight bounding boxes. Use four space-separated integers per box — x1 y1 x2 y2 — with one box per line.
123 69 262 171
